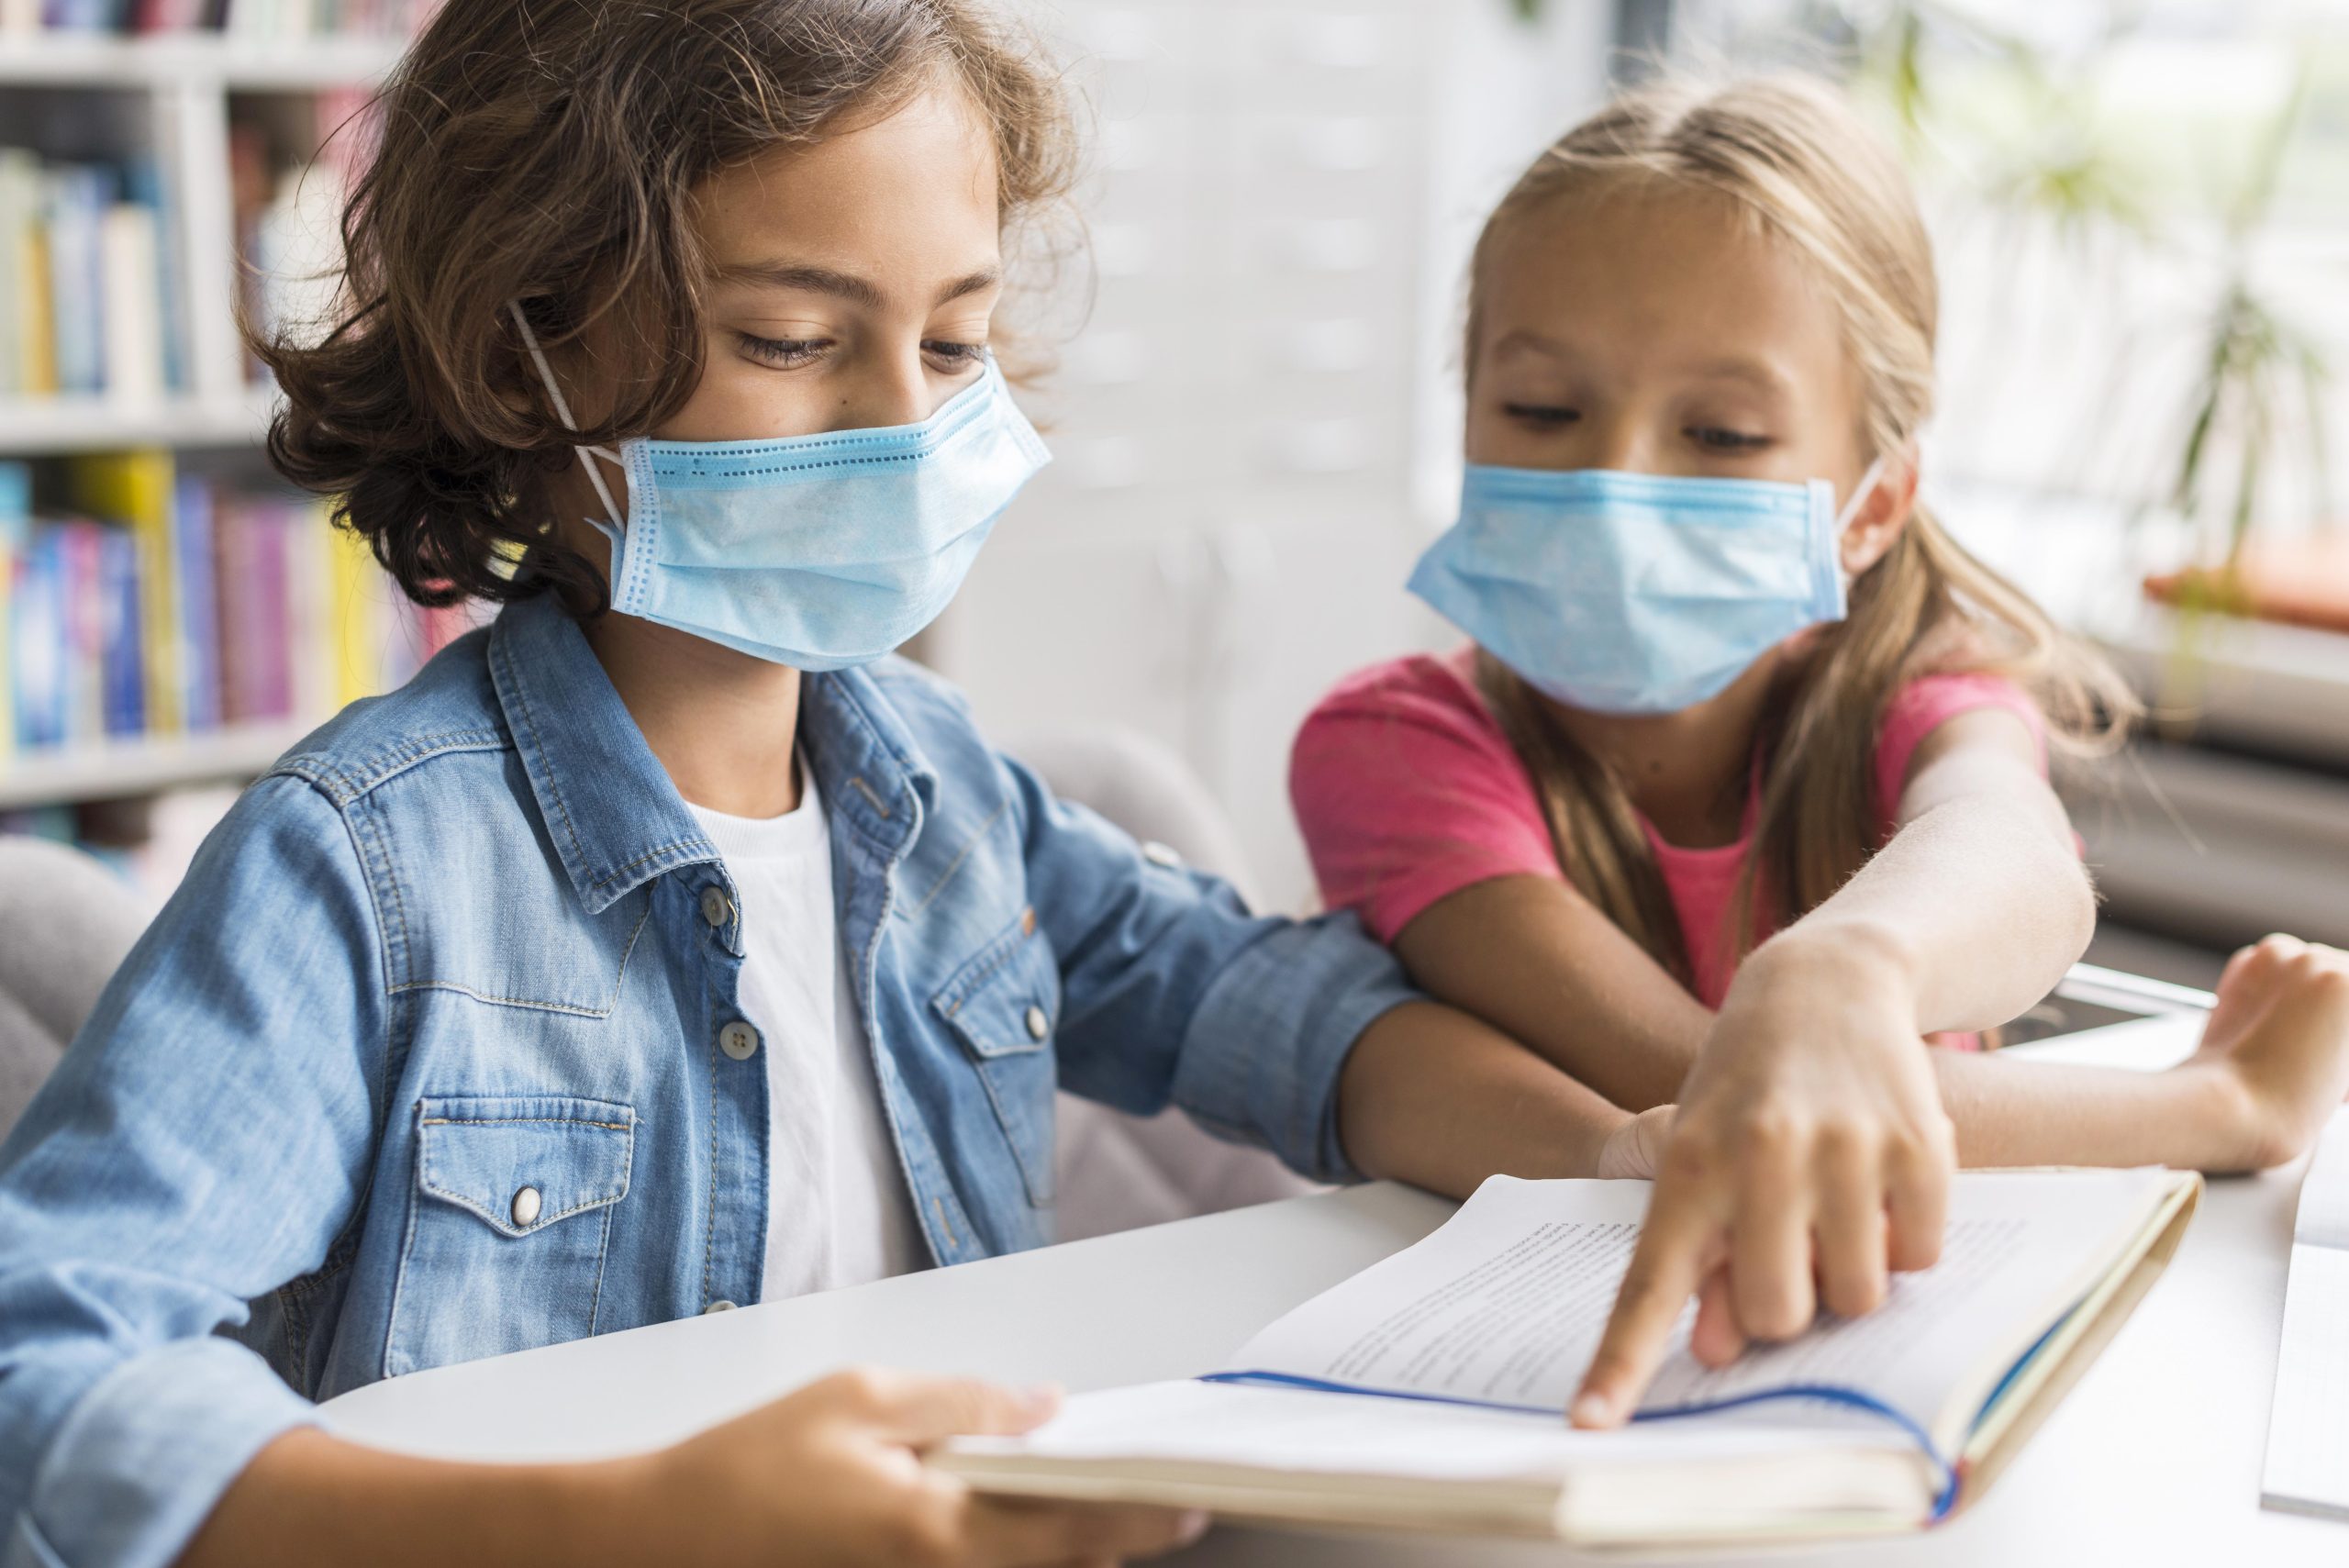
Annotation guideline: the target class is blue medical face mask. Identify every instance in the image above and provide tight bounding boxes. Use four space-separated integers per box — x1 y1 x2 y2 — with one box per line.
509 302 1049 671
1407 460 1887 716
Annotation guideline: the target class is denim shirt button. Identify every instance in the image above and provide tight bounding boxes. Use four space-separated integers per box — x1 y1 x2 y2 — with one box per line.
699 885 734 929
704 1299 737 1314
1023 1005 1049 1041
1141 840 1183 870
509 1185 541 1227
718 1020 762 1061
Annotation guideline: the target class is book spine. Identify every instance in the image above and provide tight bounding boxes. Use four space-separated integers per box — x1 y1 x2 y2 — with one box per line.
17 216 57 397
122 156 187 395
0 529 13 762
282 502 328 719
15 530 64 750
213 500 253 724
98 203 165 402
71 449 180 735
43 167 108 397
97 526 143 738
0 469 22 761
59 522 103 745
173 474 218 731
0 152 29 399
249 507 293 720
327 509 378 707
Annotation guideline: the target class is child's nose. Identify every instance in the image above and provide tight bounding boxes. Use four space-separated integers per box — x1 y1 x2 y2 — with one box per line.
825 356 936 432
1583 413 1657 476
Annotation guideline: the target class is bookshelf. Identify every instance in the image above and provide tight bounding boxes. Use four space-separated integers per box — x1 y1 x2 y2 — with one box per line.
0 33 402 89
0 384 272 452
0 15 417 820
0 715 303 808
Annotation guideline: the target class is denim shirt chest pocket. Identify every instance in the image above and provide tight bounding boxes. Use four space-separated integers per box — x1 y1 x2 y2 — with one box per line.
930 909 1061 1207
384 1095 634 1377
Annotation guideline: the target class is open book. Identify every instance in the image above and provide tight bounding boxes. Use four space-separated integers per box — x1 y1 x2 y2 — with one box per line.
942 1169 2200 1548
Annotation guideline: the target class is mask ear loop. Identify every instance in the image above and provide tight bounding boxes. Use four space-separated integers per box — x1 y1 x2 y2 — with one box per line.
1833 453 1892 538
506 300 629 550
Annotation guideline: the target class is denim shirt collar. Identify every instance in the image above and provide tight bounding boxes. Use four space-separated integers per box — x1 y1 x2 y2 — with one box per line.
488 594 938 915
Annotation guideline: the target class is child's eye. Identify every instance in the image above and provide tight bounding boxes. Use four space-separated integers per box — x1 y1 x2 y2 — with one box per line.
923 339 987 370
1688 426 1772 452
736 332 831 368
1503 402 1579 428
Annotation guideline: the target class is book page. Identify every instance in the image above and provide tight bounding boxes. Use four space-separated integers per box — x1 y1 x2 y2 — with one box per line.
2291 1105 2349 1251
1226 1171 2165 1441
2264 1108 2349 1518
968 1376 1907 1476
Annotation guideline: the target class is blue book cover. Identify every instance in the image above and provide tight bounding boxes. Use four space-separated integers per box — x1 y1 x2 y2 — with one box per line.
172 475 219 731
14 530 67 751
0 462 29 530
43 166 114 397
96 526 143 738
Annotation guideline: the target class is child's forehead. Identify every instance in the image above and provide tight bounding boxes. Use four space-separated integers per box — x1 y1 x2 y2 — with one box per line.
691 83 1001 267
1479 183 1848 389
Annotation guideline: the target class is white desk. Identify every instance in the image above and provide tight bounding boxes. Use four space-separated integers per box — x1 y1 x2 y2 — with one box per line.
325 1018 2343 1566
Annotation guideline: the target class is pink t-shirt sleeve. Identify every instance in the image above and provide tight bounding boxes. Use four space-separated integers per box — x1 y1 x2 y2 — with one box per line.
1873 672 2050 825
1290 655 1562 943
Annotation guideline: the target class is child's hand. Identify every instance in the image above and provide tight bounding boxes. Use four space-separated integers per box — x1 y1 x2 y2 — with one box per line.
2182 934 2349 1172
1597 1105 1676 1179
643 1367 1208 1567
1569 935 1955 1428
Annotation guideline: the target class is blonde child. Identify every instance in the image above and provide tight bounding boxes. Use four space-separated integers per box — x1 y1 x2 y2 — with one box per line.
1289 75 2349 1419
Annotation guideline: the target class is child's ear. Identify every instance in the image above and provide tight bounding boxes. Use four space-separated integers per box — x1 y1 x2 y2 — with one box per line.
1838 450 1919 576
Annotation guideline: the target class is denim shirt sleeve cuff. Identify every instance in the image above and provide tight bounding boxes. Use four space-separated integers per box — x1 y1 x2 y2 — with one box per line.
1172 909 1421 1184
15 1339 316 1568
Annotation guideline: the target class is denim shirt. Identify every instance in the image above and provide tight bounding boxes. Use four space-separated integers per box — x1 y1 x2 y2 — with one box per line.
0 594 1417 1568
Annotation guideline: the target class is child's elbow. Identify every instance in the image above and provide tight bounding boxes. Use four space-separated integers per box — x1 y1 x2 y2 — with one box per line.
2051 847 2099 958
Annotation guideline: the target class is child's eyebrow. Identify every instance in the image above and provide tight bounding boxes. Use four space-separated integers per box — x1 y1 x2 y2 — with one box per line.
1489 328 1571 361
1689 357 1795 397
710 262 1002 310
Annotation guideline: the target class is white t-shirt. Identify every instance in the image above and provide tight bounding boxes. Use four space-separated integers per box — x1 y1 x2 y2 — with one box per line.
687 763 928 1301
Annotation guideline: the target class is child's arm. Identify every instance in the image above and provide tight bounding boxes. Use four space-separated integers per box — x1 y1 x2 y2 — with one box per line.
181 1372 1202 1568
1396 707 2093 1107
1397 706 2347 1168
996 749 1650 1191
1336 999 1668 1195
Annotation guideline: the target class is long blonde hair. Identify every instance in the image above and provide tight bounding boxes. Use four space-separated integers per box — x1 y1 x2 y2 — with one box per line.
1464 74 2136 985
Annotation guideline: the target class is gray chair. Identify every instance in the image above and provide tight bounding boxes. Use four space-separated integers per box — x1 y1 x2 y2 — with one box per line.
0 838 154 1145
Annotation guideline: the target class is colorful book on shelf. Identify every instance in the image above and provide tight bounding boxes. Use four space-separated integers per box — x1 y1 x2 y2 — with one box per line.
0 465 24 753
2 464 463 765
6 154 60 398
171 473 217 731
0 150 178 405
0 150 35 398
42 164 109 397
119 156 184 396
12 528 65 750
95 523 142 737
71 450 180 734
57 521 102 743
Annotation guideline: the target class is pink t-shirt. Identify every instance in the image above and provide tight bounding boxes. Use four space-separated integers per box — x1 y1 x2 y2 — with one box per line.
1290 646 2047 1012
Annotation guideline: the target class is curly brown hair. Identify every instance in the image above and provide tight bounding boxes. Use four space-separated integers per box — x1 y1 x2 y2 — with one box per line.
255 0 1078 616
